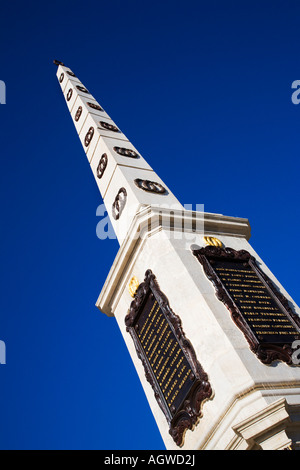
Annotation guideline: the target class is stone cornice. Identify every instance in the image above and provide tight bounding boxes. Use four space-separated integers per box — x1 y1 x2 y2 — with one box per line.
96 205 251 317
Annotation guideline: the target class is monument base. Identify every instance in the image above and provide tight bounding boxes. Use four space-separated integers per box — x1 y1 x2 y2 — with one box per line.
97 206 300 450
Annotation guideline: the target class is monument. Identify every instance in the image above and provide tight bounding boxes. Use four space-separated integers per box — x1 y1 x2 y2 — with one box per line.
54 60 300 450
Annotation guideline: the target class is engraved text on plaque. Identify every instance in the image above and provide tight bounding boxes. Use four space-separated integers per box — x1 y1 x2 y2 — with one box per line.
192 246 300 364
125 270 212 446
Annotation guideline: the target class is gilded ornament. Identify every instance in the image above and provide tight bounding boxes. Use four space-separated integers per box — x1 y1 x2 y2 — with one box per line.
128 276 139 297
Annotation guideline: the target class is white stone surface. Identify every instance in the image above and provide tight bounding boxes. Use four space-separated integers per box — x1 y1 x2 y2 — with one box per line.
60 80 97 115
78 114 129 162
56 64 81 92
90 136 153 170
72 93 111 120
62 81 79 113
103 168 182 243
70 96 111 135
90 137 153 199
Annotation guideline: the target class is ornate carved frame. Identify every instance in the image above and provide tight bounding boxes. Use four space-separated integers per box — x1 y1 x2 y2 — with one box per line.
192 246 300 365
125 269 212 447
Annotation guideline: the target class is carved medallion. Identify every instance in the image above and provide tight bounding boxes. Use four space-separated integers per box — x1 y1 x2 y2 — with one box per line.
113 146 139 158
66 70 76 77
59 73 64 83
74 106 82 122
66 88 73 101
112 187 127 220
76 85 89 93
192 246 300 365
125 270 212 447
96 153 108 179
84 127 94 147
88 102 103 112
134 178 166 194
99 121 119 133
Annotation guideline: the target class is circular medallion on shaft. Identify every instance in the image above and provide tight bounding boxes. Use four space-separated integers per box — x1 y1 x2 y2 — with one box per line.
88 102 103 112
76 85 89 94
112 187 127 220
134 178 166 194
75 106 82 122
96 153 108 179
84 127 94 147
113 146 139 158
66 88 73 101
99 121 119 133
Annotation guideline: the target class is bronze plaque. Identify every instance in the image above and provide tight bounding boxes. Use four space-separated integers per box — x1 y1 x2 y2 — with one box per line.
135 294 195 414
192 246 300 364
125 270 212 447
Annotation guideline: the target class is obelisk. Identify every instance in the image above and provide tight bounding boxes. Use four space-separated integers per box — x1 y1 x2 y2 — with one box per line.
54 60 300 450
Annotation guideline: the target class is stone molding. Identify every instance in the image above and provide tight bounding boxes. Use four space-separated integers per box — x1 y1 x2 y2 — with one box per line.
96 205 251 316
230 397 292 450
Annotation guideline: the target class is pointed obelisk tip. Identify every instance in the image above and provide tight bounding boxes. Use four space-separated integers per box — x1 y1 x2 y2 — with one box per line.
53 59 65 66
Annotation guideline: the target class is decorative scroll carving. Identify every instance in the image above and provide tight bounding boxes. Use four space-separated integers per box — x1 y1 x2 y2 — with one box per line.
66 71 76 77
134 178 166 194
88 102 103 112
203 236 223 247
75 106 82 122
84 127 94 147
96 153 108 179
66 88 73 101
99 121 119 133
59 73 64 83
192 246 300 365
125 270 212 447
113 146 139 158
112 187 127 220
76 85 89 93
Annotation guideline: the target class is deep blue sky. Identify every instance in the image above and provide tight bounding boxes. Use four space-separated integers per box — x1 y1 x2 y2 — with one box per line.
1 0 300 450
